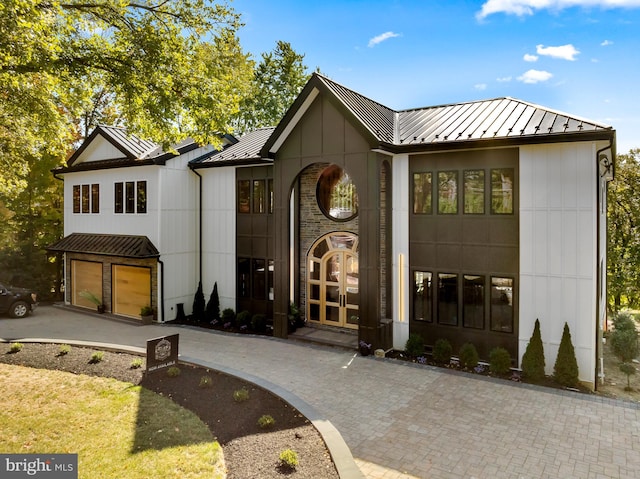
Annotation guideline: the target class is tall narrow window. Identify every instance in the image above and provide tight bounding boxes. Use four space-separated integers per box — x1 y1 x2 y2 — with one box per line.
463 275 485 329
438 171 458 214
114 182 123 213
252 259 266 299
438 273 458 325
463 170 484 214
238 180 250 213
491 168 514 214
238 258 250 298
136 181 147 214
91 184 100 213
253 180 265 213
413 172 432 214
73 185 81 213
268 179 274 214
125 181 135 214
491 277 513 332
80 184 90 213
413 271 433 322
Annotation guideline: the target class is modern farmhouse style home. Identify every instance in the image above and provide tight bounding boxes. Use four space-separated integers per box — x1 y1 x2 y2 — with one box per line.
50 73 615 387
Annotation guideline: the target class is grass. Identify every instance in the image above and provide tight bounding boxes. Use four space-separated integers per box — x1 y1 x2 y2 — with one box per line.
0 364 223 479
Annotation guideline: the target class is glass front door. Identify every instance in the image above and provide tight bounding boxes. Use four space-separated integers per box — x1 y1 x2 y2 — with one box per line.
307 233 359 329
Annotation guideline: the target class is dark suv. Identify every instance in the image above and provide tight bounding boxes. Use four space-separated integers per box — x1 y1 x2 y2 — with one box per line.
0 282 38 318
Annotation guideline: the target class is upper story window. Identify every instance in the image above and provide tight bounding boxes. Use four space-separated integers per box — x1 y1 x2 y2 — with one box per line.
115 181 147 214
413 173 432 214
438 171 458 214
316 165 358 221
463 170 485 214
73 184 99 214
238 178 273 214
491 169 514 214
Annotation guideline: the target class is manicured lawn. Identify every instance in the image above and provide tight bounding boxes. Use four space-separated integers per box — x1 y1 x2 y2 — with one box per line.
0 364 223 479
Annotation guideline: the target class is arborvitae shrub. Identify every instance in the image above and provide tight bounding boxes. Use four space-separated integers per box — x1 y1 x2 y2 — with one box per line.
522 319 546 382
432 339 453 364
610 327 639 363
458 343 479 369
405 333 424 357
489 347 512 376
192 281 206 323
553 323 579 387
205 282 220 323
612 311 637 333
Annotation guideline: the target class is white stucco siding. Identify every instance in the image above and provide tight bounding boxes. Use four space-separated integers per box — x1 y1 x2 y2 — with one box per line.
391 153 410 349
519 141 602 386
200 166 237 312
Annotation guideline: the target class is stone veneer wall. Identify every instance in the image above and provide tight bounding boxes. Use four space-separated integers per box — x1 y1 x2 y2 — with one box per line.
298 163 358 318
64 252 158 317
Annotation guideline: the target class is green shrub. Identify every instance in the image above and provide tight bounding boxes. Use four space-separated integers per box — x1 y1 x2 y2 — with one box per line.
205 282 220 323
89 351 104 364
612 311 637 333
9 342 23 353
58 344 71 356
610 327 639 363
432 339 452 364
489 347 512 376
521 319 546 382
192 281 206 323
236 310 251 329
221 308 235 327
405 333 424 357
458 343 479 369
257 415 275 429
553 323 579 387
251 314 267 333
166 366 181 378
199 375 213 388
130 358 143 369
619 363 636 391
233 387 250 402
279 449 299 469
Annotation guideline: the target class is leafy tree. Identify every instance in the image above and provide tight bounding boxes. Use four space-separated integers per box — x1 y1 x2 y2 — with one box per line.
608 149 640 310
553 323 579 388
233 41 310 133
1 0 252 197
521 319 546 382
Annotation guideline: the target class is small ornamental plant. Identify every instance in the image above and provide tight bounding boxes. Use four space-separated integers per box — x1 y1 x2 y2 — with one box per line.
233 387 250 402
521 319 546 382
9 342 23 353
405 333 424 357
58 344 71 356
258 414 275 429
489 347 512 376
166 366 181 378
199 375 213 388
279 449 299 470
458 343 479 369
89 351 104 364
553 323 579 388
619 363 637 391
130 358 144 369
432 338 453 364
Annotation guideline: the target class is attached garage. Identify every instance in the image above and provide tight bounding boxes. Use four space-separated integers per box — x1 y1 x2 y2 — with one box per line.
112 264 152 318
48 233 160 321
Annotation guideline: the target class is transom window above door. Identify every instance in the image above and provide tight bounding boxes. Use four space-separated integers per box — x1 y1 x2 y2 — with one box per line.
316 165 358 221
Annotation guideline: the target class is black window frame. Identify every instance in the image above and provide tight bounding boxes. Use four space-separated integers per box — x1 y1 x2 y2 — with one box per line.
490 276 514 333
462 274 485 329
463 169 485 215
412 172 433 214
413 270 433 322
437 273 458 325
491 168 514 215
438 171 458 215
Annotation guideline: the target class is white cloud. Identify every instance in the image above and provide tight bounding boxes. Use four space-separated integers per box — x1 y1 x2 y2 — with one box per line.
477 1 640 20
497 76 513 82
517 69 553 83
524 53 538 62
475 83 488 91
601 39 614 46
536 44 580 60
368 31 401 47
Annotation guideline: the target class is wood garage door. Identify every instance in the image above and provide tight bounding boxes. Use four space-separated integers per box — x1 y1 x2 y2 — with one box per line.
71 260 103 309
112 265 151 319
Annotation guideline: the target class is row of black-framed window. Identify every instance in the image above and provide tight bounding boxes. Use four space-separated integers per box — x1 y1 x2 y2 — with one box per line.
72 182 147 214
413 168 514 215
238 257 274 301
413 272 514 333
238 180 273 214
72 184 100 214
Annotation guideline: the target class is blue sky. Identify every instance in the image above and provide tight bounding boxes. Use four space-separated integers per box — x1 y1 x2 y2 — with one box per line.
232 0 640 154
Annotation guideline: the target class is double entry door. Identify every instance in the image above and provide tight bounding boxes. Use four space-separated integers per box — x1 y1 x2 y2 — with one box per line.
307 232 359 329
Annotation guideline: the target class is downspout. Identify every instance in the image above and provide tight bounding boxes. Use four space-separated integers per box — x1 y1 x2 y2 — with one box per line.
595 139 614 389
191 167 203 283
157 257 165 322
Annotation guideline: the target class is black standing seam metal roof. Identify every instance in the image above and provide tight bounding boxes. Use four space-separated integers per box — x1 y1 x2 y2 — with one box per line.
67 125 159 166
46 233 160 258
190 127 276 167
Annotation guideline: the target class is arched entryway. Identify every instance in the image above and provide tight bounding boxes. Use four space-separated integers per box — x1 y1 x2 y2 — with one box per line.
307 232 359 329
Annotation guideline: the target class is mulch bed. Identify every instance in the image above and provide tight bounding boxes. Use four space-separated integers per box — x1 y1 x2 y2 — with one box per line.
0 342 339 479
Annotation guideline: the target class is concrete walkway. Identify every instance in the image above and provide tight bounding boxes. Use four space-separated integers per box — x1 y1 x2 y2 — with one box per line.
2 306 640 479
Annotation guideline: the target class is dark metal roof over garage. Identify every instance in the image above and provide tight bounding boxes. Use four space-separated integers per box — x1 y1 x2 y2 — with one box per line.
47 233 160 258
